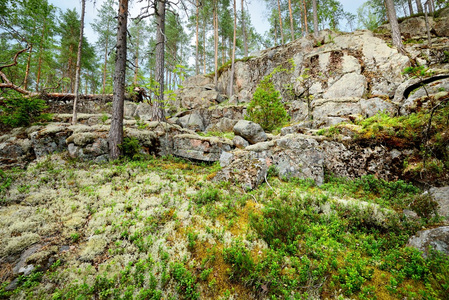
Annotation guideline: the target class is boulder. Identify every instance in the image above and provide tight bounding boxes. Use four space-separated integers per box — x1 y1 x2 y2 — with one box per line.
429 186 449 219
134 103 153 121
408 226 449 257
205 117 238 133
400 16 435 38
176 113 205 132
233 120 267 144
273 136 325 185
215 150 269 190
173 134 232 162
232 135 249 149
435 8 449 37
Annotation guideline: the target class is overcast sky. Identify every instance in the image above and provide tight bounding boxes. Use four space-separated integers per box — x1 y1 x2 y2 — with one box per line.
49 0 362 45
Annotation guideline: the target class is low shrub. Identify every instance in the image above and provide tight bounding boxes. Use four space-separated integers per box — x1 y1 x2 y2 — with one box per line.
0 94 51 127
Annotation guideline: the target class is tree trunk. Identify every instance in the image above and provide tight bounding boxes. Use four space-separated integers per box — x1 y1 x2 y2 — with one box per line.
312 0 318 37
277 0 284 44
195 0 200 75
274 22 278 46
203 17 206 75
407 0 414 15
302 0 308 35
416 0 423 13
36 22 46 91
23 45 33 90
102 21 110 94
288 0 294 41
109 0 128 160
241 0 248 57
133 31 140 85
424 2 432 46
229 0 237 97
221 34 225 65
385 0 404 53
152 0 166 121
213 1 219 87
72 0 85 125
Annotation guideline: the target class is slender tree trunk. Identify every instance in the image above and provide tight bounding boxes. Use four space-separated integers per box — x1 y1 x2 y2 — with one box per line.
153 0 166 121
203 18 206 75
303 0 308 35
222 34 225 65
229 0 237 97
109 0 128 160
102 21 110 94
195 0 199 75
407 0 414 15
312 0 318 37
133 32 140 85
23 45 33 90
213 1 219 87
36 22 46 91
72 0 85 125
424 2 432 46
288 0 294 41
277 0 284 44
416 0 423 13
241 0 248 56
274 22 278 46
385 0 404 53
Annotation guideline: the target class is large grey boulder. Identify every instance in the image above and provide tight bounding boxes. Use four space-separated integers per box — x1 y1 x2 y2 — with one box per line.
232 135 249 149
205 117 238 133
176 113 205 132
273 136 325 185
429 186 449 219
173 134 232 162
408 226 449 257
215 150 268 190
233 120 267 144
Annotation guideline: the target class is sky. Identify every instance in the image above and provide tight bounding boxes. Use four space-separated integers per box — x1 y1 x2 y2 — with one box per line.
49 0 362 46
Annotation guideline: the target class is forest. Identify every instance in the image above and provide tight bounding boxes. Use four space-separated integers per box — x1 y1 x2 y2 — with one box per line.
1 0 449 299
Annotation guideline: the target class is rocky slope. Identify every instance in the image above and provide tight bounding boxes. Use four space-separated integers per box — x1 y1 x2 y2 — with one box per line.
1 11 449 300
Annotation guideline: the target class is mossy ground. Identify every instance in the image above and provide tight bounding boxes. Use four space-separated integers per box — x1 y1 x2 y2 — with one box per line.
0 153 448 299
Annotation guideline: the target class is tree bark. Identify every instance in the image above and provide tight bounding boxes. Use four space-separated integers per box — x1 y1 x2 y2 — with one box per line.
133 30 140 85
407 0 414 15
213 1 219 87
102 21 110 94
229 0 237 97
385 0 404 54
36 22 47 91
416 0 423 13
288 0 294 41
312 0 318 37
195 0 200 75
302 0 308 35
277 0 284 44
152 0 166 121
23 45 33 90
109 0 128 160
241 0 248 57
72 0 86 125
203 17 206 75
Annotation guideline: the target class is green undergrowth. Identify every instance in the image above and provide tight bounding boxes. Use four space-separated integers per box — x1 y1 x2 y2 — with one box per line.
0 154 448 299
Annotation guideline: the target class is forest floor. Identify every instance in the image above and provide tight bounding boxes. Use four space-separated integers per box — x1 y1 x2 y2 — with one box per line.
1 153 448 299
